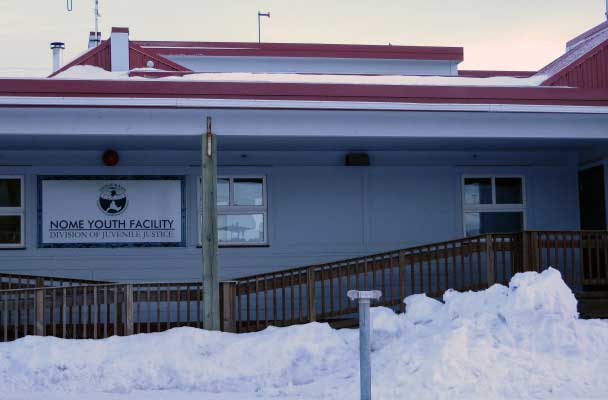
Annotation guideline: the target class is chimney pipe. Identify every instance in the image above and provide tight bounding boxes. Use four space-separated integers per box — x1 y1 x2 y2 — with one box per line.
50 42 65 72
88 31 101 48
110 27 130 72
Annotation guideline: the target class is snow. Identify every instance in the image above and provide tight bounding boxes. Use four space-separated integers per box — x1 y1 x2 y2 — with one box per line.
51 65 548 87
1 268 607 400
50 65 133 80
170 72 548 87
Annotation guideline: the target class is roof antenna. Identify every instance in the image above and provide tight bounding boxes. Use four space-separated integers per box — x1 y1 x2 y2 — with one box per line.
66 0 102 47
605 0 608 20
258 11 270 43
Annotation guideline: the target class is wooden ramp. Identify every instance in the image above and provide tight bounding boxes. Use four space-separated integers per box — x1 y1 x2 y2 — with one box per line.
1 230 607 341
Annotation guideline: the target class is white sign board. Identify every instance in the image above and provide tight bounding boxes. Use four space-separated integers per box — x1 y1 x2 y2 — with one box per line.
41 178 183 246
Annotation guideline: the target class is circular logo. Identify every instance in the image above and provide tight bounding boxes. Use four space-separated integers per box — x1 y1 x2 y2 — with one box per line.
98 184 128 216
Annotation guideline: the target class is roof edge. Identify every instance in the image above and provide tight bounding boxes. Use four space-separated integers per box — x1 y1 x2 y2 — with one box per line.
2 78 607 108
542 37 608 86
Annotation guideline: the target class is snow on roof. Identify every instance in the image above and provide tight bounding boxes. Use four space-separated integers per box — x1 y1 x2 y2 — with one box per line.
53 65 547 87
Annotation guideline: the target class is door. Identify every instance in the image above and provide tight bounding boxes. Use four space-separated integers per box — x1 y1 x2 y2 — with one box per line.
579 166 606 230
578 166 607 289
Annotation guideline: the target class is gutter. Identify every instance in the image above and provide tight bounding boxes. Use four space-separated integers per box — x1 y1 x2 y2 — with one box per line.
1 96 608 114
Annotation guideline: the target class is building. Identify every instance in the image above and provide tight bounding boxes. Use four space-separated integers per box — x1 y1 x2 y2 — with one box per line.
0 22 607 285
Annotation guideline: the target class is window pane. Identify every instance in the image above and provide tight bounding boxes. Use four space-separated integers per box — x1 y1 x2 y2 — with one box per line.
0 215 21 244
496 178 523 204
218 214 265 243
463 178 492 205
465 212 523 236
0 179 21 208
234 178 263 206
217 178 230 206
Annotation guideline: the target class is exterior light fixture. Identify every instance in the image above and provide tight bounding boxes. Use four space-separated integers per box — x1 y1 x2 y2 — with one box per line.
102 149 119 166
345 153 370 166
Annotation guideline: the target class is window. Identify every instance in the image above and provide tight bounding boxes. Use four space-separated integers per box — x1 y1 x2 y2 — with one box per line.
199 176 267 245
0 176 24 248
462 176 525 237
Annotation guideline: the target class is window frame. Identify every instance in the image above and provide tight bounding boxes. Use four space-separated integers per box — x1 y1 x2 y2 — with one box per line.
0 175 25 249
199 175 268 247
461 174 526 237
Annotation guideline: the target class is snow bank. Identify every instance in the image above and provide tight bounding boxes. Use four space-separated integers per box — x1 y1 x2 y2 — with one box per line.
1 268 607 400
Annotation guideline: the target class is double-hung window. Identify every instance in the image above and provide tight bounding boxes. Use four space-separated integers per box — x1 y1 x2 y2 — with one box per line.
200 176 267 245
462 176 525 237
0 176 24 248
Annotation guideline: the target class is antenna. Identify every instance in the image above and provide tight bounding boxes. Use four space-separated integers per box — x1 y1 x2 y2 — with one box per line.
605 0 608 20
258 11 270 43
66 0 102 47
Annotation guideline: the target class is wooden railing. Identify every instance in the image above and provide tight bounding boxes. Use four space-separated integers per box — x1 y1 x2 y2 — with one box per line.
522 231 608 288
1 230 607 340
229 231 608 332
0 282 204 342
229 233 520 332
0 272 109 290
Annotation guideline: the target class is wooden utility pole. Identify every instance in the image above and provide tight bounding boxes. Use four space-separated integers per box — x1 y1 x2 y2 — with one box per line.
202 117 220 330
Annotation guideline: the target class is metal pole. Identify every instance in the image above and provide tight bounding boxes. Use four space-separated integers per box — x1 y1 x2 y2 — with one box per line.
347 290 382 400
257 11 270 43
202 117 220 330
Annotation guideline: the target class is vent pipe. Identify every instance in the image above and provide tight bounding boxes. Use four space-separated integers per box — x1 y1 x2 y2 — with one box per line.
88 31 101 48
50 42 65 72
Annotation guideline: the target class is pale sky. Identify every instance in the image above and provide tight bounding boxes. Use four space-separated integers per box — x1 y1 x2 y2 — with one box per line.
0 0 606 77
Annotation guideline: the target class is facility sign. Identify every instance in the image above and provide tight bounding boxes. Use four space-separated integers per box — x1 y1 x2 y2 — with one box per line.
40 177 184 246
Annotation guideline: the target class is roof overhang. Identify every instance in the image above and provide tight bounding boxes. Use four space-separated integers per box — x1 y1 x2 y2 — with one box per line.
1 78 607 112
133 41 464 62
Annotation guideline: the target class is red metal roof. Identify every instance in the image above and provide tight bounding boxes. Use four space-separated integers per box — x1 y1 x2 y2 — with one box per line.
541 38 608 88
1 78 607 107
538 22 608 88
48 40 190 78
49 40 112 77
133 41 464 61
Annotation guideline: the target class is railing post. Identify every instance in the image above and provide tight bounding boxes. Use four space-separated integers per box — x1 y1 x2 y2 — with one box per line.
307 266 316 322
398 251 406 313
521 231 530 272
220 281 237 333
485 234 496 287
35 278 45 336
124 284 134 336
530 231 540 271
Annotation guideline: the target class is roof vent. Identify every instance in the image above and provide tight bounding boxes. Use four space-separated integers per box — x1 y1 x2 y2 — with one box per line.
88 31 101 49
50 42 65 72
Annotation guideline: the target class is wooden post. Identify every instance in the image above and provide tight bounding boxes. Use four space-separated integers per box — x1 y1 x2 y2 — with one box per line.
202 117 220 331
35 278 44 336
521 231 529 272
486 234 496 287
124 284 134 336
530 231 540 272
307 266 316 322
219 281 237 333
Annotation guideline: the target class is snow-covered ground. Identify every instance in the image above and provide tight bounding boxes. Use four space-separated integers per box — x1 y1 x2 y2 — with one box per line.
1 268 607 400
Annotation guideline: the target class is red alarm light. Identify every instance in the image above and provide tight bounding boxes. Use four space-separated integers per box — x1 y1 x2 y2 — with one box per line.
102 150 119 166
